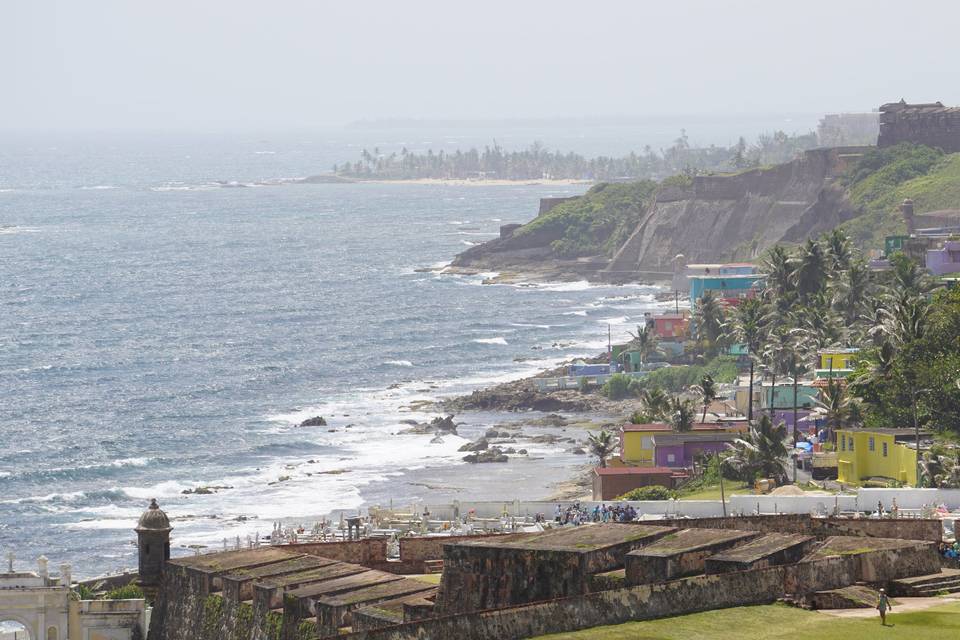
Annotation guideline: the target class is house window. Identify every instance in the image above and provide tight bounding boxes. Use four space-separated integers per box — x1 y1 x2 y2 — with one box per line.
841 436 846 452
868 437 875 452
640 436 654 449
849 436 854 451
667 453 676 463
882 442 888 457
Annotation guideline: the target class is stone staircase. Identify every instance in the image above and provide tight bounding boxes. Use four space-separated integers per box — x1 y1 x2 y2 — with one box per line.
423 559 444 574
890 569 960 597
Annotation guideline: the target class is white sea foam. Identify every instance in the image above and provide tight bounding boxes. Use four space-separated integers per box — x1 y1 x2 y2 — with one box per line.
461 240 478 246
0 226 40 235
254 151 276 155
472 337 508 346
0 188 15 193
79 185 117 190
384 360 414 367
563 310 588 316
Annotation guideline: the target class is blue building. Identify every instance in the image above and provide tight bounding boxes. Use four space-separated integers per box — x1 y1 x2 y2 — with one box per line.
689 273 765 308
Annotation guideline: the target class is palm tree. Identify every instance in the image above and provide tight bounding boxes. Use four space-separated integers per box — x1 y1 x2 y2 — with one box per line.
791 238 830 301
889 253 933 296
670 397 696 432
723 414 789 485
824 228 853 273
587 430 615 468
693 291 726 356
881 294 930 348
812 378 853 445
624 323 660 368
639 386 671 421
761 245 793 301
694 374 718 423
761 329 792 422
731 298 767 424
832 259 872 327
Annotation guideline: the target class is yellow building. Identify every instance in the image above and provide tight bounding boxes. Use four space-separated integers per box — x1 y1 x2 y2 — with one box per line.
819 348 859 371
836 428 919 486
620 423 672 465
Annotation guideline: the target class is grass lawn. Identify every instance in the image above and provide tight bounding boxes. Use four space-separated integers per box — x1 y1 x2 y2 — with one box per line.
535 602 960 639
676 482 750 500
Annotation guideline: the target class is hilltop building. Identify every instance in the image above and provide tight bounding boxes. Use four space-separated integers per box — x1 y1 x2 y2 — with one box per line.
836 428 925 486
878 100 960 152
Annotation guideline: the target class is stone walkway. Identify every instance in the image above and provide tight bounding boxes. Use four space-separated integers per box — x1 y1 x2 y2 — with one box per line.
818 594 960 618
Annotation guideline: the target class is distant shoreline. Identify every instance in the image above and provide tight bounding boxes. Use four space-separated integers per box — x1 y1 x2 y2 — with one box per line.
353 177 594 187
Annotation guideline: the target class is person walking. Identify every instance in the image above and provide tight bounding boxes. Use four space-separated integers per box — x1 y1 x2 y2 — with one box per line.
877 588 892 625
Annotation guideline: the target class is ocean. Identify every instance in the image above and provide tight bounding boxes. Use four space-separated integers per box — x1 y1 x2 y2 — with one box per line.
0 118 815 579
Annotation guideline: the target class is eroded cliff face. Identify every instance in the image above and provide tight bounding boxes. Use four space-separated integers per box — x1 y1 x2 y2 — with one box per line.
451 147 869 282
607 147 867 273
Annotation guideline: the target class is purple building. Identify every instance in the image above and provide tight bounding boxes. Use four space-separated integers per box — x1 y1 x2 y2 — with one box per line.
927 240 960 276
653 433 740 468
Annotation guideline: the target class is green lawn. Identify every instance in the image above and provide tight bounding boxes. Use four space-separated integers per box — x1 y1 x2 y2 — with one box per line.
535 602 960 639
676 482 750 500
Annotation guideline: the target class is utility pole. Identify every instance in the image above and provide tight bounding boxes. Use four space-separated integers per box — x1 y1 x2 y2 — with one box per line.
718 452 727 517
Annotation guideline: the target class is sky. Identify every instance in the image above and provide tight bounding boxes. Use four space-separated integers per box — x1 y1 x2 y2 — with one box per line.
4 0 960 132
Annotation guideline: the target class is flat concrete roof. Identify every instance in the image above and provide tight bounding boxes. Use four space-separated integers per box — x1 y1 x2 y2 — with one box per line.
807 536 920 559
256 562 368 589
285 570 403 600
633 528 758 556
454 524 677 553
221 555 335 583
706 533 813 563
172 547 296 573
316 579 436 608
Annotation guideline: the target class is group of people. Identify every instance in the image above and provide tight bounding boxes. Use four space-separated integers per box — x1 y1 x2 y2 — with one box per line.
552 502 639 525
940 540 960 562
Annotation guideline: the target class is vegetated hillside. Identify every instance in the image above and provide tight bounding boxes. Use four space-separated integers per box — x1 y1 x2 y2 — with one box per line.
840 144 960 247
449 181 657 277
451 143 960 281
513 181 658 258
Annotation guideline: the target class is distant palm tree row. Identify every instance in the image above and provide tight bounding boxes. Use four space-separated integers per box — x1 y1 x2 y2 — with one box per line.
333 130 818 181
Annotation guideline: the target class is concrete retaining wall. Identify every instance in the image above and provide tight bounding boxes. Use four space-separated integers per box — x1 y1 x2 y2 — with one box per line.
656 515 942 543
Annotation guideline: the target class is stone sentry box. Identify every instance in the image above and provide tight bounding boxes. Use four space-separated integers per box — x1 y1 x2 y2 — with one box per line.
436 524 677 614
704 533 815 574
625 528 760 585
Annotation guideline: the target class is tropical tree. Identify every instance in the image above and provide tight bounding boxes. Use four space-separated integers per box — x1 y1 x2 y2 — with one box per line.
919 450 960 488
669 397 696 433
730 298 767 423
791 238 830 301
693 291 726 356
812 378 855 444
832 259 872 326
587 430 616 468
624 323 660 368
824 228 854 273
722 414 789 485
761 245 793 302
694 374 718 423
639 386 671 421
761 329 793 422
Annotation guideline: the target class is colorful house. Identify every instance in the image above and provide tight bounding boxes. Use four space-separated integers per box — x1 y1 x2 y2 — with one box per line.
815 348 859 379
653 432 740 468
689 273 765 309
620 423 672 465
762 382 819 410
836 428 921 486
644 312 690 340
927 239 960 276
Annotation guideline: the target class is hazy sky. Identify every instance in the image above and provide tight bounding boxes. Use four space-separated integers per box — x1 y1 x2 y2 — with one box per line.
4 0 960 131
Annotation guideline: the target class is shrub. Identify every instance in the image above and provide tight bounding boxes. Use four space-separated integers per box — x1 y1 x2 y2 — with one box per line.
577 376 591 393
617 485 673 500
104 582 144 600
602 373 639 400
